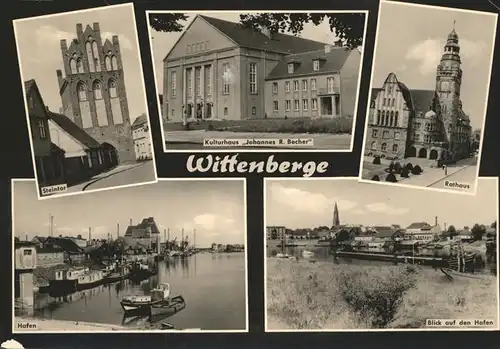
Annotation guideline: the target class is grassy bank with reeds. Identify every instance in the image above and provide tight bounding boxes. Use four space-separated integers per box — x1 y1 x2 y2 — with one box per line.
266 258 497 330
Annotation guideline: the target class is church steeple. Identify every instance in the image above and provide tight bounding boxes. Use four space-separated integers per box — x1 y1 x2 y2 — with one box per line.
333 202 340 227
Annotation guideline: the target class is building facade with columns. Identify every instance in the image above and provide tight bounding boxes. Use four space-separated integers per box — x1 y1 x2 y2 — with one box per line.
365 27 472 162
162 15 361 122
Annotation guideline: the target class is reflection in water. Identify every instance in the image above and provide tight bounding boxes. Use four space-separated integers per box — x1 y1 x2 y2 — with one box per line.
31 252 246 330
268 245 495 274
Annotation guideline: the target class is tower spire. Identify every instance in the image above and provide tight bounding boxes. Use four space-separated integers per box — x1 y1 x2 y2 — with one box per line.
333 202 340 227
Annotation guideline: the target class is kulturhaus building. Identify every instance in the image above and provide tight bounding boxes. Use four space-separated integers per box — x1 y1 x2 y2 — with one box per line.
162 15 362 122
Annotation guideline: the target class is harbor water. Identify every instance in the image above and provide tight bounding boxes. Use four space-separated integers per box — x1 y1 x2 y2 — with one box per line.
267 244 496 274
31 252 246 331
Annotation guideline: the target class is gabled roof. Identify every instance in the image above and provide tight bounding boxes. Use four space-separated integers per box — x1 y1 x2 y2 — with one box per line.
407 222 432 230
372 226 396 238
132 113 148 128
199 15 328 55
51 142 65 154
36 246 63 254
410 89 437 114
24 79 45 110
370 85 435 113
47 111 102 149
24 79 36 94
266 47 353 80
45 237 84 254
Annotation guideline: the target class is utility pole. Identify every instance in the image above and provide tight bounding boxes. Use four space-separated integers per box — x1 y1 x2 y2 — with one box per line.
194 229 196 250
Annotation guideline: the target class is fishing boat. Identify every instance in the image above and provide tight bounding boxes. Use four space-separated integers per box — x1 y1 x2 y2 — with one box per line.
150 295 186 317
275 253 290 259
129 261 157 280
120 283 171 311
302 250 315 258
104 265 131 282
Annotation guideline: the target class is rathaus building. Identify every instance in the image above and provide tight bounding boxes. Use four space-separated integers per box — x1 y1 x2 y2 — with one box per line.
365 26 472 162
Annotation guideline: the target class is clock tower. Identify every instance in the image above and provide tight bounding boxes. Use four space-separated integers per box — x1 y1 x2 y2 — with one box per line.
435 22 462 159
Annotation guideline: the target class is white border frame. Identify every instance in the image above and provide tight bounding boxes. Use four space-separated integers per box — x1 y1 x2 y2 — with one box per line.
12 3 159 201
145 10 369 153
357 0 498 197
263 176 500 332
11 177 249 334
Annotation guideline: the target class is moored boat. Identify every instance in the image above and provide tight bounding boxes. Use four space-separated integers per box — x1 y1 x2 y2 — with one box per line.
150 295 186 317
104 265 131 282
302 250 315 258
49 267 104 292
120 283 170 311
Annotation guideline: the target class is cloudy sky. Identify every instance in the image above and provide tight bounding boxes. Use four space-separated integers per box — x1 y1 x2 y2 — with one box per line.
265 178 497 230
13 179 246 248
148 11 346 93
14 4 147 123
372 1 497 129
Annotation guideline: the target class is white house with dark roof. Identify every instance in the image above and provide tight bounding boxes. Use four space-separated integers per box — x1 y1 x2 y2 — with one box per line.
405 219 442 242
131 114 152 160
162 14 362 121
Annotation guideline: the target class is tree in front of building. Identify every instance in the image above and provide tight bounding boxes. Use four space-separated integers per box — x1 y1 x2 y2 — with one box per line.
471 223 486 241
149 14 188 32
335 229 351 243
491 221 497 229
447 225 458 236
148 12 365 50
239 13 365 50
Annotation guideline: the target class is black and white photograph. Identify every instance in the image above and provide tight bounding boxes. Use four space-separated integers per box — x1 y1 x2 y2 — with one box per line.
265 177 498 331
12 178 248 333
359 1 497 195
147 11 367 152
13 3 157 200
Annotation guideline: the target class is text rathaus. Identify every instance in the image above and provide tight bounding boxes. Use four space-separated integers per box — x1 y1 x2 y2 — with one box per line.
365 26 472 162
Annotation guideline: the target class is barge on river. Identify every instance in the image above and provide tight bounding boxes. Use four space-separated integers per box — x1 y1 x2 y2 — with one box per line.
48 267 105 293
334 249 477 270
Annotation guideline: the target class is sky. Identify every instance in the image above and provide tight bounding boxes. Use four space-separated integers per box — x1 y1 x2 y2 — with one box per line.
265 178 498 230
372 1 497 130
148 12 345 93
14 4 147 123
13 179 246 248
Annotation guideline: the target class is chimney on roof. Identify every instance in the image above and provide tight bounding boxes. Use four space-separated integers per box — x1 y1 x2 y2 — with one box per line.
435 216 438 226
258 24 271 39
130 219 132 227
324 44 334 54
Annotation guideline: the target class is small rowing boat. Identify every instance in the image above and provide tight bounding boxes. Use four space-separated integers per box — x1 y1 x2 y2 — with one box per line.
150 295 186 317
120 283 170 311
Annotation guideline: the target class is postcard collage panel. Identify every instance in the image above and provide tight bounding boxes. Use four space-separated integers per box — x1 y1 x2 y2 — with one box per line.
8 0 499 339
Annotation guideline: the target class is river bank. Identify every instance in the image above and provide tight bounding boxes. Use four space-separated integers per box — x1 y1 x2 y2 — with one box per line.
266 258 498 330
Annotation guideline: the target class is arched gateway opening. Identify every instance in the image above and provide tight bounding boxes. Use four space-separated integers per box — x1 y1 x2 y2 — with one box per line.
429 149 439 160
418 148 427 158
407 146 417 158
102 142 119 167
